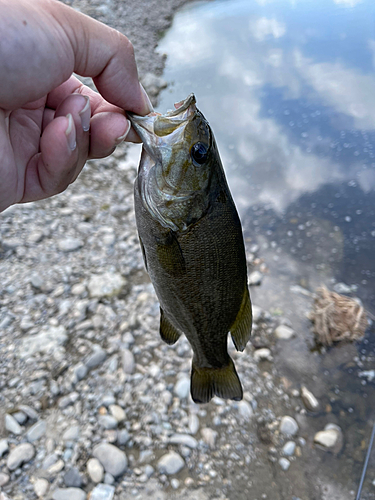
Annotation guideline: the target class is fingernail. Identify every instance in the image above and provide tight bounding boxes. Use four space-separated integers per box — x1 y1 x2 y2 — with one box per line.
140 83 154 114
115 119 131 144
79 95 91 132
65 114 76 151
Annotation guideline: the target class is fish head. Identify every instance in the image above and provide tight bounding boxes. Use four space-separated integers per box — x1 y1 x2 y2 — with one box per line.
129 94 220 231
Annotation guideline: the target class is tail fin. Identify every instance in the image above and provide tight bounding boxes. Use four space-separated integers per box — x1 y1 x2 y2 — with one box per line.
190 358 243 404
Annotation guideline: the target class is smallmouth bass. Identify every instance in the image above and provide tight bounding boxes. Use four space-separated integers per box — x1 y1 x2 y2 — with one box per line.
128 94 252 403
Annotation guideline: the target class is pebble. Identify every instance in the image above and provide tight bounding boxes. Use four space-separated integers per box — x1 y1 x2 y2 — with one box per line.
279 416 299 436
20 325 68 358
58 238 84 252
93 443 128 477
0 439 9 457
252 305 263 323
12 411 27 425
59 392 79 409
74 363 88 381
314 423 343 450
85 346 107 369
253 348 272 362
19 404 38 420
279 458 291 471
238 401 253 421
90 484 115 500
88 272 126 298
7 443 35 470
157 451 185 475
48 459 65 475
248 271 263 286
87 458 104 483
0 473 10 487
274 325 295 340
5 413 23 435
333 282 352 294
52 488 87 500
104 472 115 485
282 441 296 456
188 414 200 435
201 428 218 449
64 467 83 488
117 429 131 446
27 420 47 442
174 377 190 399
169 434 198 449
122 348 135 374
109 404 126 423
63 425 80 441
99 415 118 430
34 478 49 498
301 386 320 412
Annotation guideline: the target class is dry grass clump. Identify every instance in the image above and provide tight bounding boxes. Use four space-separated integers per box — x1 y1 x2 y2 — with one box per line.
310 285 367 346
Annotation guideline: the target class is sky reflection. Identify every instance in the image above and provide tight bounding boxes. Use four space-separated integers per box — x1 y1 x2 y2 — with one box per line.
156 0 375 304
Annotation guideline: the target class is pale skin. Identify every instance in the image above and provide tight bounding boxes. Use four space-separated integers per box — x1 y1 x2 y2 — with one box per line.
0 0 152 213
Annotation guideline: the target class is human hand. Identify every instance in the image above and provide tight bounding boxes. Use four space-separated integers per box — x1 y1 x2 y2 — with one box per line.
0 0 152 213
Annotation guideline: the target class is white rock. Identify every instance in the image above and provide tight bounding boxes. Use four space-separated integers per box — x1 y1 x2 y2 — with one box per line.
169 434 198 449
52 488 86 500
252 305 263 323
58 238 84 252
7 443 35 470
314 424 343 450
248 271 263 286
201 428 218 449
301 386 319 411
27 420 47 442
174 377 190 399
157 451 185 475
109 405 126 423
282 441 296 456
238 401 253 421
279 416 299 436
122 349 135 374
279 458 290 471
20 325 67 358
359 370 375 382
88 273 126 299
93 443 127 477
0 439 9 457
274 325 295 340
188 414 199 435
90 483 115 500
87 458 104 483
34 478 49 498
5 414 22 435
253 348 272 362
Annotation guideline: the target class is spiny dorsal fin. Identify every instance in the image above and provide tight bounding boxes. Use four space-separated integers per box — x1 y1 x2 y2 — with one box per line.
160 308 181 345
190 358 243 404
230 286 252 352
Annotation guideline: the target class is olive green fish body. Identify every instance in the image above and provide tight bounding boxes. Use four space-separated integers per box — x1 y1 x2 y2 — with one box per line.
129 95 252 403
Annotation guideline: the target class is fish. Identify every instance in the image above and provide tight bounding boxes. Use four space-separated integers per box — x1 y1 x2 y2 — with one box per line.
128 94 252 404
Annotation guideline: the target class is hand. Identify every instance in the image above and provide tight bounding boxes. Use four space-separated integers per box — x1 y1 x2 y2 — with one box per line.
0 0 152 213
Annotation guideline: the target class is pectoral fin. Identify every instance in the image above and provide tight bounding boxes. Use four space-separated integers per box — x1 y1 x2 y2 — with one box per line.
190 358 243 404
139 236 148 271
156 231 186 276
230 286 252 352
160 308 181 345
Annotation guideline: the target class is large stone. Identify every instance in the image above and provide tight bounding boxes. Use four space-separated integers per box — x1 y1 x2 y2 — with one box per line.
279 416 299 436
20 325 67 358
7 443 35 470
52 488 86 500
92 443 127 477
88 273 126 299
157 451 185 475
314 423 343 452
87 458 104 483
90 484 115 500
34 478 49 498
27 420 47 442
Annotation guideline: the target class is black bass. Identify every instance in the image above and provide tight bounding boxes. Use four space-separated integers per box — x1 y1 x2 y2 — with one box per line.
128 94 252 404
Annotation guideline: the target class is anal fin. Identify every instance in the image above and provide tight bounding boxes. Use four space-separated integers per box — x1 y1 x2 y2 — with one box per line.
160 308 181 345
190 358 243 404
230 286 252 352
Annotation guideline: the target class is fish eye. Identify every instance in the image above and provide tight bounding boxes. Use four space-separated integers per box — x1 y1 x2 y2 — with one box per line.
191 142 208 165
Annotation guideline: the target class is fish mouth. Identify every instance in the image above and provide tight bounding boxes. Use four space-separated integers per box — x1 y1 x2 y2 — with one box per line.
127 94 197 161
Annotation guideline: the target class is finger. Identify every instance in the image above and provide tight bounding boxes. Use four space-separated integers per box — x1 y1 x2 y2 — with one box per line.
54 93 91 177
0 0 152 115
89 112 136 159
21 114 79 203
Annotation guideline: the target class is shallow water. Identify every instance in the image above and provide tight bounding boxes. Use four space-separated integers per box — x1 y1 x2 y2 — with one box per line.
156 0 375 497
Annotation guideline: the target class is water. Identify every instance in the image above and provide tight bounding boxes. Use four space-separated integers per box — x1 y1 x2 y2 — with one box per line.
156 0 375 309
155 0 375 497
